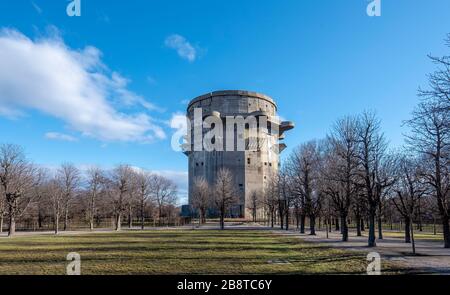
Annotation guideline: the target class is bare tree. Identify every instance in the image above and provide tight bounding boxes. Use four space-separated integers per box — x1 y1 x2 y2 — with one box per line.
0 144 36 237
56 163 80 231
45 177 64 234
262 176 278 228
213 168 237 230
418 34 450 121
289 141 323 235
150 174 178 226
356 112 393 247
406 36 450 248
191 177 210 225
134 170 153 230
322 116 359 241
278 168 294 230
247 189 261 223
0 187 5 233
110 165 133 231
406 100 450 248
391 154 426 253
86 167 104 231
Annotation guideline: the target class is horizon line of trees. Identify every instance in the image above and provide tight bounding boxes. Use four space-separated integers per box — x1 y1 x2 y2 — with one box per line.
0 148 179 237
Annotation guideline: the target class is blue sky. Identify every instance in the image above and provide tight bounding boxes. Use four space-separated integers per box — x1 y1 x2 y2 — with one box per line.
0 0 449 200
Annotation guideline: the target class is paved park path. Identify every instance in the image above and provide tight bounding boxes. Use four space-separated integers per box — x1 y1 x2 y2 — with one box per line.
268 226 450 274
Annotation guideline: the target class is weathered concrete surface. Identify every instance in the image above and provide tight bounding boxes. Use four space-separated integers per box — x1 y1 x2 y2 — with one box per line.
185 90 294 218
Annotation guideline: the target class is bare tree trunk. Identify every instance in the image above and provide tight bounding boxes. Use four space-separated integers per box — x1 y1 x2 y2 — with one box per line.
54 214 59 235
433 217 437 235
89 196 95 231
410 219 416 254
309 214 316 235
404 217 411 243
361 218 365 231
341 214 348 242
115 213 121 231
300 214 305 233
443 216 450 248
63 204 69 231
158 207 162 226
377 203 383 239
8 214 16 237
271 210 274 228
285 209 289 231
335 218 340 231
368 207 377 247
38 210 43 229
128 204 133 229
377 215 383 240
417 199 423 232
0 214 3 233
140 200 145 230
355 215 362 237
220 212 225 230
280 211 284 230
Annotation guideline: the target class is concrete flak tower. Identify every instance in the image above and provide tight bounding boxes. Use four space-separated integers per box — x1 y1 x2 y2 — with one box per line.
183 90 294 219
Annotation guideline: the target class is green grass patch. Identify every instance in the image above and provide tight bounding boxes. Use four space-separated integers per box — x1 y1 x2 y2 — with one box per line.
361 231 444 242
0 230 403 275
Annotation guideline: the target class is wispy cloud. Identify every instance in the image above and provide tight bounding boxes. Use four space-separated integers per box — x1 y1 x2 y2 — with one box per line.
147 76 157 85
164 34 197 62
45 132 78 142
0 27 166 143
31 1 43 14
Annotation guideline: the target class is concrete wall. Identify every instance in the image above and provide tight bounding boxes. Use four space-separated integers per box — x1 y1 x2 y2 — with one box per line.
185 90 292 219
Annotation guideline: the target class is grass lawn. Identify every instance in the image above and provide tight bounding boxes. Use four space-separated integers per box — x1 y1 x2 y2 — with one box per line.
0 229 403 275
359 230 444 242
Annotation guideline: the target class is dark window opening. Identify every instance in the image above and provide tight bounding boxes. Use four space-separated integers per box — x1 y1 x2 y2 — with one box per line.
247 158 251 165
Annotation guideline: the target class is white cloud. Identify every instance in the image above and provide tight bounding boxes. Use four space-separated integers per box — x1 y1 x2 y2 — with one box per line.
164 34 197 62
0 28 166 143
45 132 78 142
31 1 43 14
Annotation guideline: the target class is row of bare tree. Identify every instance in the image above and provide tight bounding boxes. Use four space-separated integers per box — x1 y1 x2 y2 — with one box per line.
191 169 238 230
0 145 179 237
251 35 449 249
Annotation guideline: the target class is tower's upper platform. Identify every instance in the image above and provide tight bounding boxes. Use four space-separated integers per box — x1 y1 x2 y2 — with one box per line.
187 90 277 111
